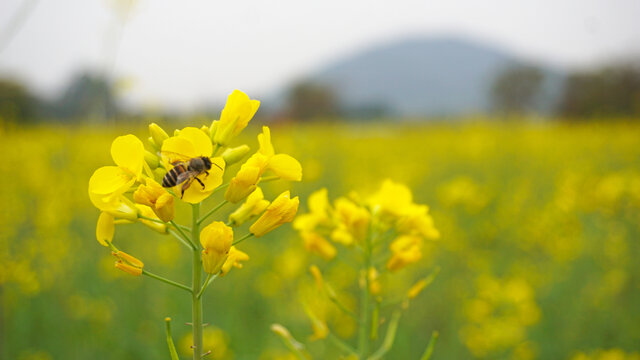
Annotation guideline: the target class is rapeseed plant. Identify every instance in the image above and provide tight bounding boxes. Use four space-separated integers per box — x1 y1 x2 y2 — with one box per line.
273 180 440 359
88 90 301 359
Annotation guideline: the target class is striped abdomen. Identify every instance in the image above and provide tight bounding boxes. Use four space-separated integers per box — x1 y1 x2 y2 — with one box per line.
162 164 188 187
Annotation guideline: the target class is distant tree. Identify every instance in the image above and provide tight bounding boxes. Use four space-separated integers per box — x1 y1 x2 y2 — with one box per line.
491 65 544 115
53 72 118 121
557 64 640 119
287 81 340 120
0 78 39 123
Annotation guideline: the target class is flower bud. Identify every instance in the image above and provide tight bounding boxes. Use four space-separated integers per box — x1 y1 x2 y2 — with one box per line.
222 145 251 166
149 123 169 149
136 204 168 233
144 150 159 169
200 222 233 274
133 179 174 222
228 187 270 226
213 90 260 146
250 191 299 237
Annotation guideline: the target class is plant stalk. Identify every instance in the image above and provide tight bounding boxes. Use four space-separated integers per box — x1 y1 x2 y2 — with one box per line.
191 203 204 360
358 232 373 357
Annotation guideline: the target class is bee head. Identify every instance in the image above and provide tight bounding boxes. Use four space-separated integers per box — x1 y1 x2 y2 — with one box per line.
202 156 212 170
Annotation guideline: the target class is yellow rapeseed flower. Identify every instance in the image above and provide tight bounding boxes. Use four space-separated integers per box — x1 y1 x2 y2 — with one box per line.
212 90 260 146
396 204 440 240
219 246 249 276
133 178 174 222
225 127 302 203
330 197 370 245
200 222 233 274
386 235 423 271
367 179 414 219
161 127 225 203
89 134 145 201
228 187 270 226
250 191 299 237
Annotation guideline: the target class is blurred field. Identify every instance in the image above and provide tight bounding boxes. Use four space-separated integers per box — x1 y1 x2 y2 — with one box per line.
1 120 639 360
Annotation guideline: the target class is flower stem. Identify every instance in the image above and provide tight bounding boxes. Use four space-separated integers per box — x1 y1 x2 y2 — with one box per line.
197 273 218 300
198 200 228 225
165 317 180 360
170 220 196 249
169 229 195 250
232 233 253 246
358 232 373 357
142 270 191 293
191 203 204 360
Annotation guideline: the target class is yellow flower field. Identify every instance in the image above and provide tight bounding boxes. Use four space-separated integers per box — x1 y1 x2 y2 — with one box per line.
1 119 639 359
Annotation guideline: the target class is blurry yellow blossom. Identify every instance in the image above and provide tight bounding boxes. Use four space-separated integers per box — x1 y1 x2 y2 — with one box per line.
309 265 324 289
368 267 381 295
228 187 270 226
396 204 440 239
213 89 260 146
133 178 174 222
220 246 250 276
387 235 423 271
250 191 300 237
161 127 225 203
179 327 231 359
303 232 336 260
331 197 370 245
293 188 332 232
367 179 414 219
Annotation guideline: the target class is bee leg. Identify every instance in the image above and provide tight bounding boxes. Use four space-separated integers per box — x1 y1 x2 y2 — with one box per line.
195 176 205 189
181 178 194 198
204 170 209 178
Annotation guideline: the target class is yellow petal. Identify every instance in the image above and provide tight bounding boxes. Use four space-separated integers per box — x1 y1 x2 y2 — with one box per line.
89 166 135 195
178 127 213 157
162 136 197 163
111 134 144 175
96 212 115 246
268 154 302 181
258 126 274 156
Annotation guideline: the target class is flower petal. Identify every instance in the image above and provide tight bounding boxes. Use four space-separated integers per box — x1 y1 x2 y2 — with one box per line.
268 154 302 181
178 127 213 157
96 212 115 247
89 166 135 195
111 134 144 175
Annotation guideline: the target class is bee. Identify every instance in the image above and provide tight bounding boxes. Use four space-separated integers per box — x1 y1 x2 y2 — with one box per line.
161 155 222 198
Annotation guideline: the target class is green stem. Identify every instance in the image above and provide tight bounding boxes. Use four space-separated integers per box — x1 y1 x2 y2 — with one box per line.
165 317 180 360
197 273 218 299
358 233 373 357
232 233 253 246
138 214 191 232
171 220 196 248
142 270 191 293
368 311 402 360
169 229 195 250
328 331 358 357
191 203 204 360
212 182 230 194
420 331 439 360
198 200 228 225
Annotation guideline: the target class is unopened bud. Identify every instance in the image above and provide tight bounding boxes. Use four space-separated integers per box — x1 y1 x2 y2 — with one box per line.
222 145 251 166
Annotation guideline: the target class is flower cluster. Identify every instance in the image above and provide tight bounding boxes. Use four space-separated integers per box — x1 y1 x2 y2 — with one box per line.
88 90 301 277
276 180 440 359
294 179 439 271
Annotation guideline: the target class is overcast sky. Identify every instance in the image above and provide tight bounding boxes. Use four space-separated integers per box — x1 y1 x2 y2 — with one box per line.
1 0 639 111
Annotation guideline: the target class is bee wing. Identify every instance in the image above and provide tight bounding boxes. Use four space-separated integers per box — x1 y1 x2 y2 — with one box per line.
160 150 192 165
176 170 196 185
